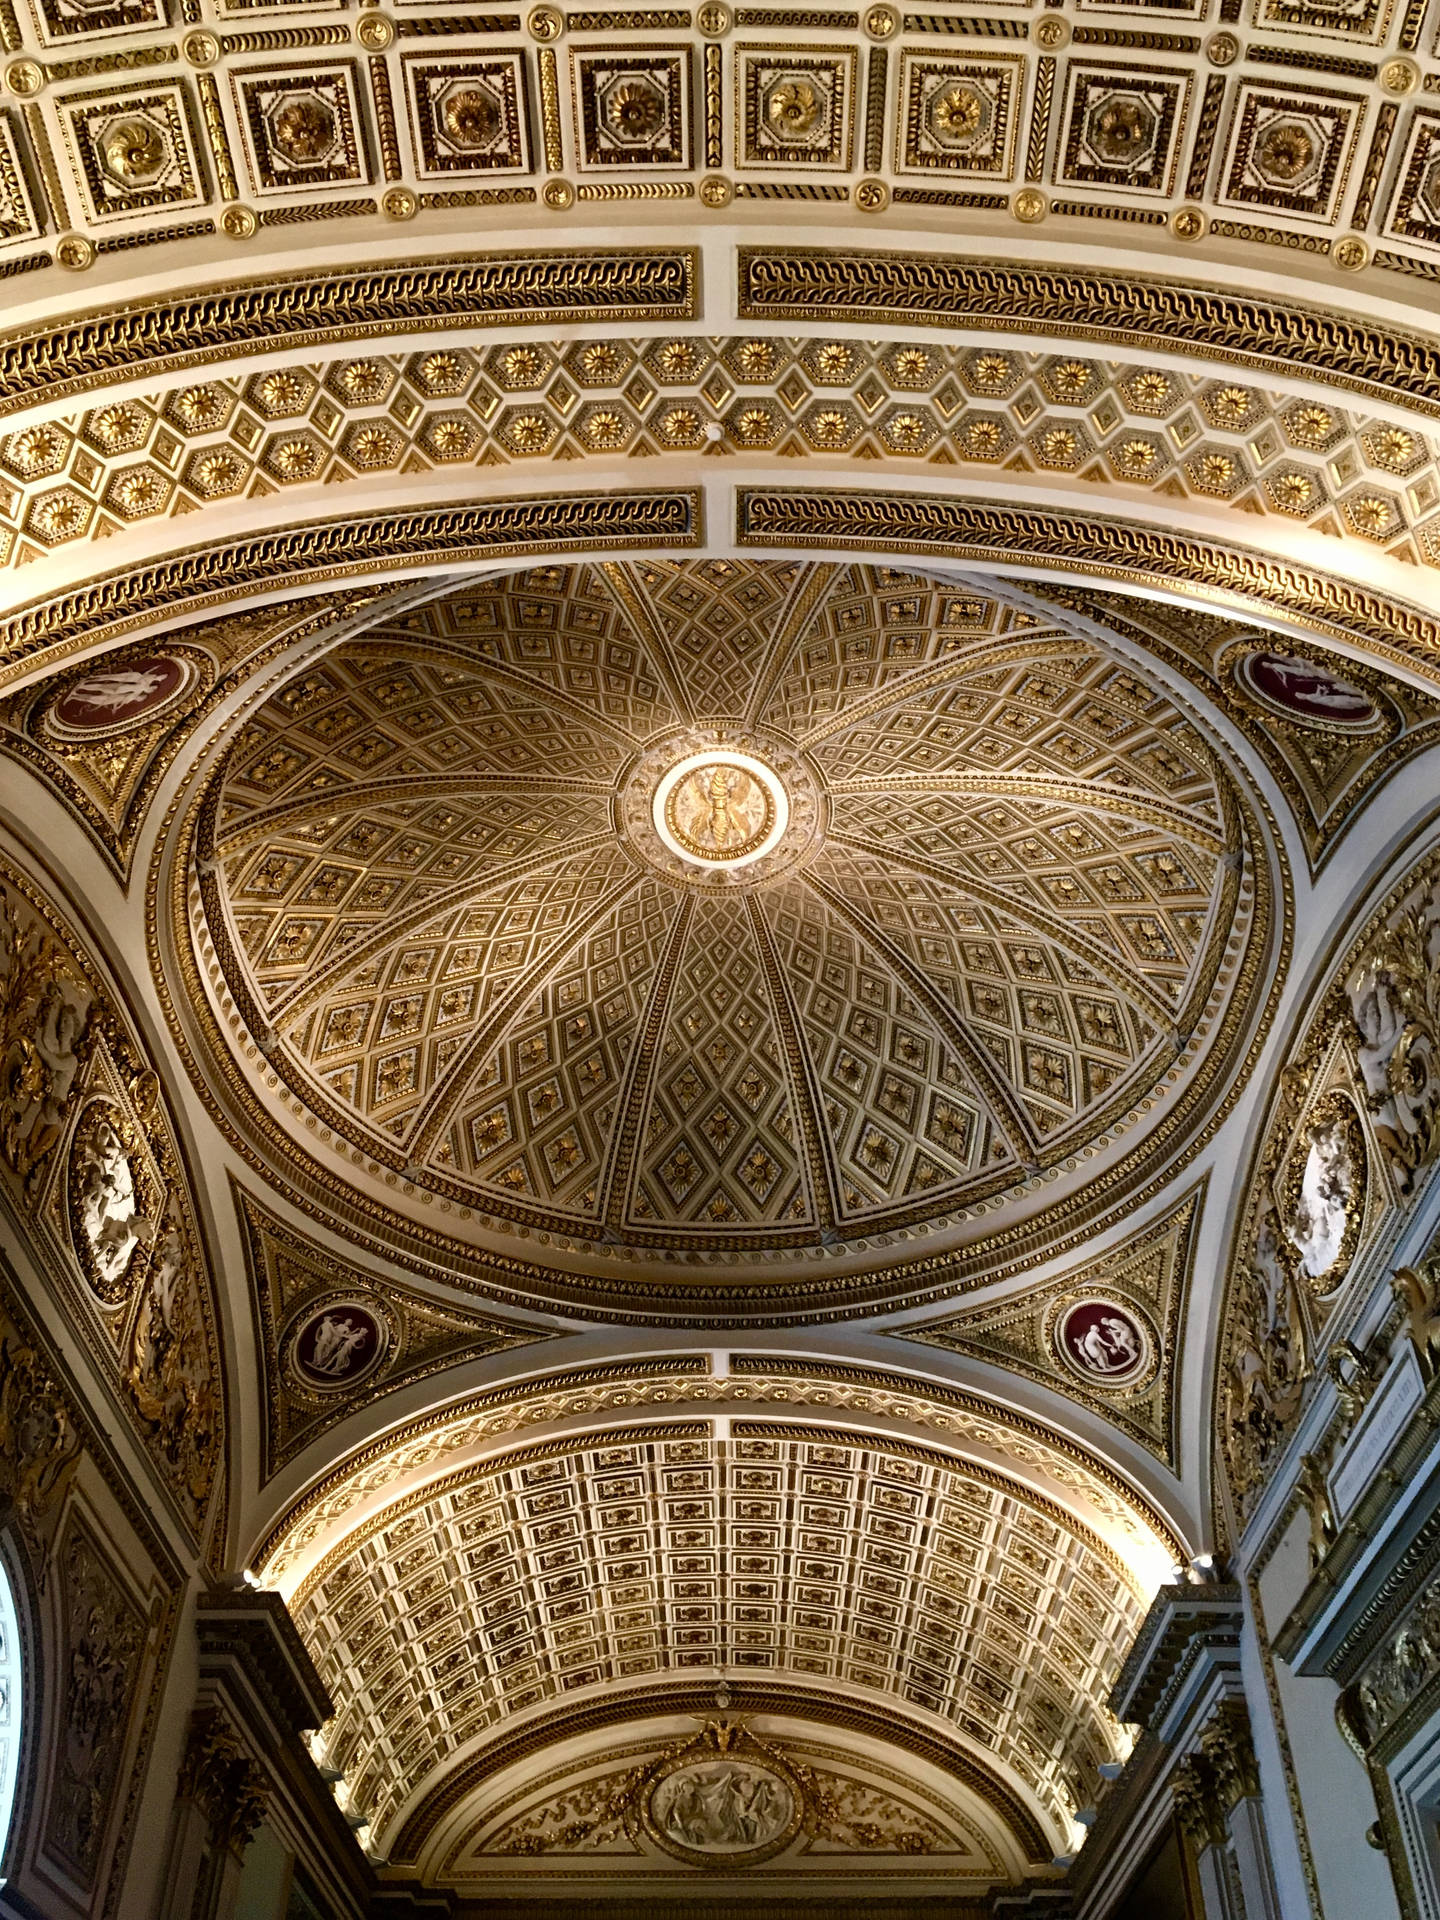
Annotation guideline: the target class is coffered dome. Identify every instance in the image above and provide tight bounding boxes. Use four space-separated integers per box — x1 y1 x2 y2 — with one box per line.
182 559 1268 1312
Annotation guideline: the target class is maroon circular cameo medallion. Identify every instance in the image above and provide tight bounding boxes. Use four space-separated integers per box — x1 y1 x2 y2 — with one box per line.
51 655 189 733
289 1300 387 1390
1054 1299 1152 1389
1235 651 1379 731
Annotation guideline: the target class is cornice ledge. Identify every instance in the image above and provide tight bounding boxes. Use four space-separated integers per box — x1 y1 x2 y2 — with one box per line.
1109 1583 1243 1731
197 1585 334 1738
1273 1367 1440 1677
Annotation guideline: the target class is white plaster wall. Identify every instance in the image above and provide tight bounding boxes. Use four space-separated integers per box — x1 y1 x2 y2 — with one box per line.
1257 1511 1399 1920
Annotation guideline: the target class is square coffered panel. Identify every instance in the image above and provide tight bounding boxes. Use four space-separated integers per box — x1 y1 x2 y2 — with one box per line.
571 48 693 170
737 47 857 170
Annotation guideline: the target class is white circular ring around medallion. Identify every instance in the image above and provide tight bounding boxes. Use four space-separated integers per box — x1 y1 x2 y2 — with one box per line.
621 727 822 890
654 749 789 869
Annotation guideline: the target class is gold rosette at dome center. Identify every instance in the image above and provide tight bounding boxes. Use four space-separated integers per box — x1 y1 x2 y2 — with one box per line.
653 750 790 870
184 559 1265 1303
667 762 775 861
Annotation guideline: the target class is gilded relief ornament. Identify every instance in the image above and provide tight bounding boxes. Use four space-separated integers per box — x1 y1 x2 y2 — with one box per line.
284 1293 391 1391
620 724 819 889
1255 118 1314 186
898 55 1020 176
1074 587 1437 877
51 1520 145 1886
45 655 194 738
483 1740 958 1861
0 1311 80 1554
270 97 337 165
444 89 501 147
405 55 530 176
1221 84 1361 223
1061 64 1190 194
234 65 368 192
633 1723 806 1868
609 80 666 141
99 116 168 187
1234 650 1380 733
932 84 982 142
240 1187 547 1476
0 867 220 1529
1348 865 1440 1195
1277 1092 1366 1292
33 0 161 40
60 85 202 220
285 1419 1143 1846
768 79 821 139
740 49 855 168
659 753 783 866
1393 1260 1440 1379
573 50 691 168
1050 1295 1158 1390
899 1188 1195 1461
67 1099 155 1306
0 896 90 1194
1222 1194 1313 1507
1221 856 1440 1513
177 1709 270 1858
126 1197 221 1512
1352 1574 1440 1748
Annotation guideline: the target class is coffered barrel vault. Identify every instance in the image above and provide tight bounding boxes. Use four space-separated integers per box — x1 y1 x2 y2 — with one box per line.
288 1419 1144 1870
256 1377 1181 1887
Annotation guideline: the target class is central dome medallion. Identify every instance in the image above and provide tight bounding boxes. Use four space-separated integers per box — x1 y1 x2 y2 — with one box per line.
655 750 788 868
182 559 1270 1310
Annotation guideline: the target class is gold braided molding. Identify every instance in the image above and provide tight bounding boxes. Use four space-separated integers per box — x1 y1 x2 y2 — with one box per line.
0 489 702 682
252 1361 1183 1581
737 249 1440 421
0 248 698 422
735 486 1440 674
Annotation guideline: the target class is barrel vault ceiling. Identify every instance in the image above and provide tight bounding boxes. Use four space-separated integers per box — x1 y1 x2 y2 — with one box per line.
4 0 1440 1890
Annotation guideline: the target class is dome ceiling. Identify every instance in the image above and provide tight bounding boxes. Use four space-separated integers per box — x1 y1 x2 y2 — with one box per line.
4 0 1440 1887
184 559 1267 1309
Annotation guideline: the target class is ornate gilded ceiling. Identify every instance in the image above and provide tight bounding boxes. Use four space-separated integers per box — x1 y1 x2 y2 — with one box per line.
7 334 1440 579
266 1406 1160 1873
7 0 1440 1892
2 0 1440 292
